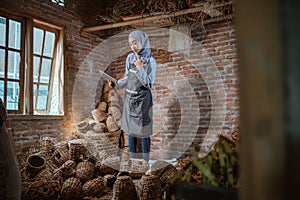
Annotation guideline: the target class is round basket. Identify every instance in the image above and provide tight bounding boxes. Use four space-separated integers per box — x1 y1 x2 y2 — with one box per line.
46 159 58 172
76 120 90 133
40 137 54 156
82 177 105 197
69 142 88 163
138 174 162 200
96 101 107 112
104 174 117 188
106 115 119 132
35 168 53 180
92 109 107 123
76 161 95 183
112 175 137 200
108 105 122 121
128 158 150 179
151 160 178 185
52 145 69 167
108 89 120 103
26 154 46 176
93 122 107 133
60 160 77 169
98 156 120 175
61 177 82 200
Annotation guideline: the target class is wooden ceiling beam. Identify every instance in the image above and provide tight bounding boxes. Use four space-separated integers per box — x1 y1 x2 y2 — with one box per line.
82 2 232 32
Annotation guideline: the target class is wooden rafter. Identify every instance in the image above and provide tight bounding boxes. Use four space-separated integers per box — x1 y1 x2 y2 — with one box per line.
82 2 233 32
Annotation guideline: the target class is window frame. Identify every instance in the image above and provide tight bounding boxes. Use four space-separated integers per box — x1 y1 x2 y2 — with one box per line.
0 12 25 115
0 10 65 119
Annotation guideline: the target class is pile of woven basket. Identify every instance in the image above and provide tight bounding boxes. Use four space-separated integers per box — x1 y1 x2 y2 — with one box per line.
20 82 179 199
20 137 178 200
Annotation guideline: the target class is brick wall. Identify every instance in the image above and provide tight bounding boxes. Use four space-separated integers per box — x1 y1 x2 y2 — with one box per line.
1 0 239 160
107 21 239 159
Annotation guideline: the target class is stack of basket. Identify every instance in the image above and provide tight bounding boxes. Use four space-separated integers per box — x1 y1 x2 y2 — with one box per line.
75 82 123 159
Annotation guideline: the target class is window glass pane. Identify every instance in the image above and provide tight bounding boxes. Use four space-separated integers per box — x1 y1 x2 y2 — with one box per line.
33 56 40 82
37 85 48 110
33 28 44 55
40 58 52 83
7 81 19 110
33 83 37 108
0 49 5 78
44 31 55 57
0 80 4 101
0 17 6 47
8 19 21 50
8 51 20 80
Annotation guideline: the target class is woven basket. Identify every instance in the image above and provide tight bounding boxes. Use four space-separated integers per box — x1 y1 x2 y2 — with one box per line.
96 101 107 112
92 109 107 123
76 120 90 133
151 160 178 185
35 168 53 180
60 160 77 169
94 132 120 157
26 154 46 176
107 115 119 132
108 105 122 121
40 137 54 156
108 89 120 103
112 175 137 200
46 159 58 172
128 158 150 179
138 174 162 200
76 161 95 183
93 122 107 133
82 177 105 197
98 156 120 175
104 174 117 188
61 177 82 200
69 142 88 163
52 144 69 167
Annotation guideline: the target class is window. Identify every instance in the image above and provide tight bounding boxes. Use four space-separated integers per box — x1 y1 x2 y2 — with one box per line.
0 12 64 116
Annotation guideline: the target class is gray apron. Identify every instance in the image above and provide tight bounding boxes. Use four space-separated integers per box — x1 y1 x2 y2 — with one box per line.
121 63 153 137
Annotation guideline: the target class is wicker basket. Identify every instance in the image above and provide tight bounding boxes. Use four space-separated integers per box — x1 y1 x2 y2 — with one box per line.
108 89 120 103
151 160 178 185
52 144 69 167
60 160 77 169
104 174 117 188
35 168 53 180
96 101 107 112
128 158 150 179
82 177 105 197
93 122 107 133
97 156 120 175
61 177 82 200
40 137 54 156
106 115 119 132
138 174 162 200
92 109 107 123
76 120 91 133
69 142 88 163
76 161 95 183
108 105 122 121
112 175 137 200
46 159 58 172
26 154 46 176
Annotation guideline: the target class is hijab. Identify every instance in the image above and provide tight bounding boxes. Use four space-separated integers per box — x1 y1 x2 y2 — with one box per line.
128 30 152 66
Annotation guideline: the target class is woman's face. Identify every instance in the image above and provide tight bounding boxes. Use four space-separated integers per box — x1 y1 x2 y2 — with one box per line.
129 38 141 53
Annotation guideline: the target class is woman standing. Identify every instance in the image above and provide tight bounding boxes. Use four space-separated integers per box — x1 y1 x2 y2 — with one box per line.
109 30 156 161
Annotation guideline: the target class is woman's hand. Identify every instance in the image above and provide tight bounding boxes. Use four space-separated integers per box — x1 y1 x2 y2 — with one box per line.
134 55 143 71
